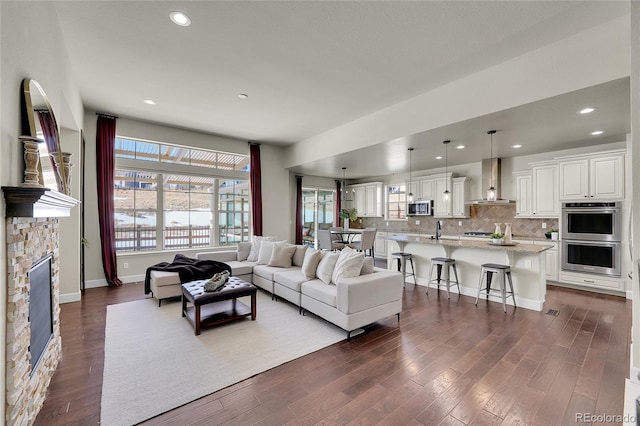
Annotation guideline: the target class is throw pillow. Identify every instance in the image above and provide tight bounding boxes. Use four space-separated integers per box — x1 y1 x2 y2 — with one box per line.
301 248 322 280
360 256 374 275
332 246 365 284
268 243 297 268
237 241 252 261
292 245 308 267
257 239 285 265
247 236 263 262
316 251 339 284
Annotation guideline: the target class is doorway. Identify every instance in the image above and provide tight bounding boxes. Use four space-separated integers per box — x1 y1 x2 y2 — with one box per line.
302 189 336 248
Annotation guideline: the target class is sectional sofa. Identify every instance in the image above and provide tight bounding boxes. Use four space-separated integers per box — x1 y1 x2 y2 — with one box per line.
149 241 404 338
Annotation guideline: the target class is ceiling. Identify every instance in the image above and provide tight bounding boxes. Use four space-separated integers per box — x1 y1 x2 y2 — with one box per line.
52 1 631 179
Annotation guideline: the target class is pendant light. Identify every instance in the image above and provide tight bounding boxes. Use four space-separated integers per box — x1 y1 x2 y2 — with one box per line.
442 140 451 202
341 167 347 202
487 130 497 202
407 148 414 203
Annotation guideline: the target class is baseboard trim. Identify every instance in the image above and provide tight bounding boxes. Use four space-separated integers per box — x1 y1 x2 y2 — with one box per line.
85 274 145 289
59 292 81 304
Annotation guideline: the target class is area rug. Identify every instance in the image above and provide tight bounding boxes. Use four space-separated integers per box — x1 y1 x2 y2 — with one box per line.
100 292 345 426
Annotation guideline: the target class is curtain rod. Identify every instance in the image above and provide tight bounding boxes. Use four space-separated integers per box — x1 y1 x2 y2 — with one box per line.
96 112 119 119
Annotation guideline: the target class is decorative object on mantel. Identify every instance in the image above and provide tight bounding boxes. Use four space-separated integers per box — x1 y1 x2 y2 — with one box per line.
1 186 78 218
49 152 73 196
19 135 44 188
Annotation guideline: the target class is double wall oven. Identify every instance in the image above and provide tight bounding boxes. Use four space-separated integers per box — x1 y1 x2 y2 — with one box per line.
561 202 621 277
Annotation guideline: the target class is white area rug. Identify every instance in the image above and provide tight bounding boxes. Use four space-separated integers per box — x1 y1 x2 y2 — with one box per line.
100 292 345 426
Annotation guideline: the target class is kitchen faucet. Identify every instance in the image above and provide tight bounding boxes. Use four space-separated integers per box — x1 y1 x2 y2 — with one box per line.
435 220 442 240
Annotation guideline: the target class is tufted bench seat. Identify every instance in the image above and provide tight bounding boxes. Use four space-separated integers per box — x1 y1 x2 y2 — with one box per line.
181 277 257 335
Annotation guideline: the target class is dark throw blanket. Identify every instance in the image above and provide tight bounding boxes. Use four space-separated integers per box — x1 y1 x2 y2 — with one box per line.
144 253 232 295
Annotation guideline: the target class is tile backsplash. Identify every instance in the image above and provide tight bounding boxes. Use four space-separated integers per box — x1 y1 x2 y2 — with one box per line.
361 203 558 239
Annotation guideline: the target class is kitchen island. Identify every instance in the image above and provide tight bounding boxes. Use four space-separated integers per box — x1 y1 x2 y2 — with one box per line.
387 234 554 311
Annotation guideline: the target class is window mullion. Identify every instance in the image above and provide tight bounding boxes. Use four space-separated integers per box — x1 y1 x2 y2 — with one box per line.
157 173 164 249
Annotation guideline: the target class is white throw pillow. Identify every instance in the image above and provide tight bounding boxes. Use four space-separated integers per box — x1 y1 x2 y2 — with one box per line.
332 246 365 284
268 243 297 267
237 242 252 261
360 256 374 275
247 236 263 262
301 248 322 280
316 251 339 284
292 245 308 267
257 239 285 265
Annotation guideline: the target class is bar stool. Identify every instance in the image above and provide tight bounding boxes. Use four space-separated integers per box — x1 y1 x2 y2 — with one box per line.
427 257 460 299
391 252 416 286
475 263 516 312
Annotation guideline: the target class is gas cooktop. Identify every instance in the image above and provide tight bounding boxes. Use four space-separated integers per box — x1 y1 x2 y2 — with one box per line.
463 231 492 236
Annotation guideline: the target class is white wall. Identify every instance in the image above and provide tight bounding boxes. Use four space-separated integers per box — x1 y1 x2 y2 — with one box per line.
0 1 84 421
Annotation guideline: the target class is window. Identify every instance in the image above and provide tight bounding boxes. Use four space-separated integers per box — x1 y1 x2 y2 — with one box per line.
387 184 407 219
114 137 250 252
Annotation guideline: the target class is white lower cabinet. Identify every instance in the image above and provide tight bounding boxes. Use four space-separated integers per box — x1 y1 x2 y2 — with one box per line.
374 231 387 258
558 270 623 292
534 241 558 281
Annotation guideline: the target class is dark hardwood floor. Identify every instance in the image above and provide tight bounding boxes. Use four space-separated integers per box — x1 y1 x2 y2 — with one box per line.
34 278 631 426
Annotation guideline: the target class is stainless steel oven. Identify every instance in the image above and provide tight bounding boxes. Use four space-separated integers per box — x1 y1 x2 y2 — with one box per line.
561 239 621 277
562 202 622 242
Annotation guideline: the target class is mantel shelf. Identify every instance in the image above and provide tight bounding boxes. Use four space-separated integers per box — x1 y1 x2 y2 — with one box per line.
2 186 78 218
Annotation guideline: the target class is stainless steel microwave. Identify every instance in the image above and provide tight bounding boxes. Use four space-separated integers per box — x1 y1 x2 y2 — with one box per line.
408 200 433 216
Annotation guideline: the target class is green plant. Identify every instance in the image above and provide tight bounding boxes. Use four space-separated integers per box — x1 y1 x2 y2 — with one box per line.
339 208 358 221
490 232 504 239
551 228 559 233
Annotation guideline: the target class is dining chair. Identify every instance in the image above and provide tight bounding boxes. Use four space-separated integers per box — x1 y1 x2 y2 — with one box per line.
318 229 344 251
350 227 377 256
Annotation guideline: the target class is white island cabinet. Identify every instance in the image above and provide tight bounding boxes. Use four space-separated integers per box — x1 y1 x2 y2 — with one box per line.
387 234 553 311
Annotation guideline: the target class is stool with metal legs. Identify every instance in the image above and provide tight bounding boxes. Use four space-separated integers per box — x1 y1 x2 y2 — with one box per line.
475 263 516 312
427 257 460 298
391 252 416 286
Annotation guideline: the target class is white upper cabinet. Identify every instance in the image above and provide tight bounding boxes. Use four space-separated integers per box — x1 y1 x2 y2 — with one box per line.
420 179 435 200
559 151 625 200
452 177 470 218
347 182 383 217
532 161 559 217
514 171 533 217
433 175 452 217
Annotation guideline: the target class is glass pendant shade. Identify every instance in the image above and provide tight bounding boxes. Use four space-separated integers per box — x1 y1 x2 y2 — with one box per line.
487 130 497 202
442 140 450 203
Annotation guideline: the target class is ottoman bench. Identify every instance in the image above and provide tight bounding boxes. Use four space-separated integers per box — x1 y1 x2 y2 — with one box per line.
181 277 257 335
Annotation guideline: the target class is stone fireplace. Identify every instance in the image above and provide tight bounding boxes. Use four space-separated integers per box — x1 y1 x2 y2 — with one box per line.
6 217 60 425
2 187 77 425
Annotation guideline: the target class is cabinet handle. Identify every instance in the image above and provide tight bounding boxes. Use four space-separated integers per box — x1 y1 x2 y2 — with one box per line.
584 195 588 198
583 279 595 284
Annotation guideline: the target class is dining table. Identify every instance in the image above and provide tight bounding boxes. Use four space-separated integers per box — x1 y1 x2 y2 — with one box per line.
330 229 363 244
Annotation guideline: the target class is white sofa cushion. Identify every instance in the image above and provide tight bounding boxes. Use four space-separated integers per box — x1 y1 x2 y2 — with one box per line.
332 247 364 284
301 279 337 307
149 270 180 287
360 256 374 275
301 248 322 280
253 264 298 281
292 245 308 267
316 251 339 284
268 243 297 267
224 260 256 276
273 269 308 292
237 242 252 261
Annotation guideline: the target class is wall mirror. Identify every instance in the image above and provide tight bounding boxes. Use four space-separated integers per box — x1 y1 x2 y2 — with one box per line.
21 78 67 194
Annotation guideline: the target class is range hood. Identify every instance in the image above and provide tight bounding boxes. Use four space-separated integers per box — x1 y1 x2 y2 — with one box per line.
466 158 515 204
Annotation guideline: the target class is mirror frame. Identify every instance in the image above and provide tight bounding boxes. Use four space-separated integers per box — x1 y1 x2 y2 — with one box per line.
21 78 67 194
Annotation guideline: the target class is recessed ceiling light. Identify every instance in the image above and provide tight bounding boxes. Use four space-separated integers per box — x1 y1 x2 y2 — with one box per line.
590 130 604 136
456 145 465 149
435 156 443 160
143 99 156 105
238 93 249 99
169 11 191 26
578 107 596 114
512 144 522 149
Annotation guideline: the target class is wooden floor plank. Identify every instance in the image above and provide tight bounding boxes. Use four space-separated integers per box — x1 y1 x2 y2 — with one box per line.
32 282 631 426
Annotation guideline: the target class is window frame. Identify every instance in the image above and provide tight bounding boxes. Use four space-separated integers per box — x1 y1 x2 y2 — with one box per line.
385 183 409 221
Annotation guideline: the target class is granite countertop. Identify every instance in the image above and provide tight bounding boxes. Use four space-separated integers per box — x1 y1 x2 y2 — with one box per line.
387 234 554 254
378 229 556 243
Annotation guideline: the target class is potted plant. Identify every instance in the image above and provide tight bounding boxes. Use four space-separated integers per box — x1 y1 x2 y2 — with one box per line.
550 228 559 240
490 232 504 244
339 208 358 230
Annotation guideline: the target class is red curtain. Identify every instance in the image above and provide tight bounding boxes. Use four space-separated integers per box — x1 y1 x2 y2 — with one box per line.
335 180 341 227
96 114 122 287
36 110 62 190
249 142 263 236
295 175 303 244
